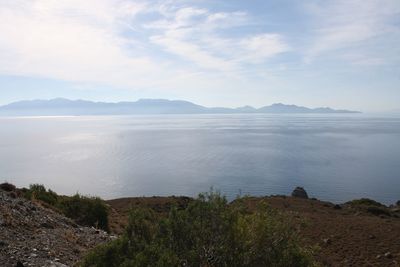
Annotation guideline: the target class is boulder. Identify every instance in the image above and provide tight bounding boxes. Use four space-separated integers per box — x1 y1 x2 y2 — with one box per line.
291 187 308 199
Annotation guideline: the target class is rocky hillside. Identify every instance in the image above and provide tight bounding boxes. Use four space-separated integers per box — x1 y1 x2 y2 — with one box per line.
0 188 113 267
2 183 400 267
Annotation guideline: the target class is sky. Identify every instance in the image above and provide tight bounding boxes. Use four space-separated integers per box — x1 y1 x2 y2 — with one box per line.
0 0 399 112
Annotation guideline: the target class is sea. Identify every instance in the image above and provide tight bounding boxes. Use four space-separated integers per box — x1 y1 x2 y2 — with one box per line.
1 114 399 204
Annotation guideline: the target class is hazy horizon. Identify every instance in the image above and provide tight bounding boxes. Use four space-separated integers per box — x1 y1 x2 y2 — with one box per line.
1 0 399 112
0 97 362 111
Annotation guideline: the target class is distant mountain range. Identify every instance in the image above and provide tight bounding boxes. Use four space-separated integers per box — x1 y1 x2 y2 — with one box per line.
0 98 360 116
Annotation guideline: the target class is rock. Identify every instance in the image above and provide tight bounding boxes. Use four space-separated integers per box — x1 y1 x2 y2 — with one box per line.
334 204 342 210
291 187 309 199
376 255 382 259
368 234 376 239
0 240 8 246
396 200 400 206
384 252 393 258
323 238 332 245
16 261 24 267
46 261 69 267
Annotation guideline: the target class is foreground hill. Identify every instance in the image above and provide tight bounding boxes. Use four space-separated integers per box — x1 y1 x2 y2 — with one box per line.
0 186 113 267
0 98 360 116
106 194 400 267
2 183 398 266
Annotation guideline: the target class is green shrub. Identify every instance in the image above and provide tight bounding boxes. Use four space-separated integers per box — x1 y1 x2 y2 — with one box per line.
23 184 109 231
346 198 384 207
82 191 316 267
25 184 59 206
59 194 109 231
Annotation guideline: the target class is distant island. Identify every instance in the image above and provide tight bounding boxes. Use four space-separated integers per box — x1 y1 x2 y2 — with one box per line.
0 98 360 116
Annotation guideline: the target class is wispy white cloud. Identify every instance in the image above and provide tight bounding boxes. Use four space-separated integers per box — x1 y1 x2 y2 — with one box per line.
0 0 289 90
305 0 400 64
238 34 290 64
340 53 386 66
147 6 289 71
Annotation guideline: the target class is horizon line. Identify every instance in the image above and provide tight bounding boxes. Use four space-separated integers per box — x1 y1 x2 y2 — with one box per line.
0 97 361 112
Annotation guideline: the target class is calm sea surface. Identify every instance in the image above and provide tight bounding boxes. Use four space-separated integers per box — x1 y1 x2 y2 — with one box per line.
0 114 399 204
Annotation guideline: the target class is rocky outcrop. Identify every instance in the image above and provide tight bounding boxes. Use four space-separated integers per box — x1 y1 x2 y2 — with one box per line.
291 187 309 199
0 189 113 267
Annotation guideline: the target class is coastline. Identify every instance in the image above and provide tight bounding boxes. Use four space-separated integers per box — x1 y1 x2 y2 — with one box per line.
1 184 399 266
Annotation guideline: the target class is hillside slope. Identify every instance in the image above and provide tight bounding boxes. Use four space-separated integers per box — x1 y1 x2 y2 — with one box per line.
0 189 113 267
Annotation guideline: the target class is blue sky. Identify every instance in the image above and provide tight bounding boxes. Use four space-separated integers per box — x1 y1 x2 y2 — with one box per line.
0 0 399 111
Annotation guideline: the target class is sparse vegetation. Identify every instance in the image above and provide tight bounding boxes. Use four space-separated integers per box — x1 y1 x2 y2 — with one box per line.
3 183 400 266
24 184 59 206
22 184 109 231
346 198 392 217
365 206 391 216
82 191 316 267
346 198 385 207
59 194 109 231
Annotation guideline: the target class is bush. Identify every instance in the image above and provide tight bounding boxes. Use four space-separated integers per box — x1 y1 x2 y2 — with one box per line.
82 191 316 267
346 198 385 207
23 184 109 231
346 198 391 217
25 184 59 206
59 194 109 231
0 182 16 192
366 206 391 216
